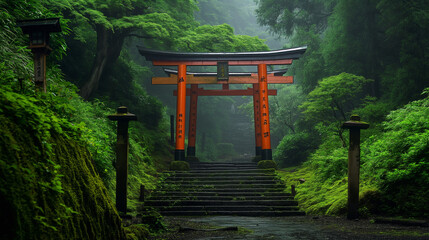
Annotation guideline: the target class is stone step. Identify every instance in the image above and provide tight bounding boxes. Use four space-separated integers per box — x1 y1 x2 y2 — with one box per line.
168 172 276 178
191 163 257 166
150 191 291 197
145 200 298 207
162 180 279 185
148 195 293 201
170 169 274 174
166 176 277 181
189 168 260 172
145 161 303 217
157 187 286 193
144 205 300 212
156 210 305 217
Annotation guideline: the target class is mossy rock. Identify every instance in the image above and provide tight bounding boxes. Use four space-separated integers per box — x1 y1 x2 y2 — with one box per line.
124 224 149 240
257 160 277 169
0 90 126 239
185 156 200 163
170 161 190 171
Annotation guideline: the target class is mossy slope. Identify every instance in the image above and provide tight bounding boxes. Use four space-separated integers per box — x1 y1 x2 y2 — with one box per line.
0 90 126 239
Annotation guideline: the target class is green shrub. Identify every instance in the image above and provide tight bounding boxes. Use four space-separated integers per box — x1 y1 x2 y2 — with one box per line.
274 132 318 167
257 160 277 169
170 161 190 171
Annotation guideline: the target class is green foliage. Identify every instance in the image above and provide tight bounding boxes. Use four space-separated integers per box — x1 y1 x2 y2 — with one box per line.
170 161 190 171
300 73 373 124
124 224 149 240
255 0 336 36
361 88 429 217
177 24 269 52
269 85 305 142
257 160 277 169
0 88 125 239
278 89 429 218
274 132 318 167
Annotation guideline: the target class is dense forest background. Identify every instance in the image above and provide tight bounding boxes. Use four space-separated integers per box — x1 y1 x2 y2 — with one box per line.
0 0 428 238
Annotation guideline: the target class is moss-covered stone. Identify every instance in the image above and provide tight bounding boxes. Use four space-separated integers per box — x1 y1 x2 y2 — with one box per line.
170 161 190 171
257 160 277 169
124 224 149 240
185 156 200 163
0 90 126 239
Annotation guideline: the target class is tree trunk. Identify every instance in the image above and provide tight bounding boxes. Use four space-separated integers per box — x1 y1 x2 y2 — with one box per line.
80 24 125 99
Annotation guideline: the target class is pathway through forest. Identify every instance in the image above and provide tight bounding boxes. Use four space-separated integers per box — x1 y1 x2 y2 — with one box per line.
151 215 429 240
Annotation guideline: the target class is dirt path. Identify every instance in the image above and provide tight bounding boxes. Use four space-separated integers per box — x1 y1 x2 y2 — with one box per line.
149 215 429 240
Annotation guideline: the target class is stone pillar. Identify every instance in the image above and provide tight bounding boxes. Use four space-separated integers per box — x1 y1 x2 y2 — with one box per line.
187 84 198 157
342 115 369 219
175 64 187 161
258 64 272 160
108 106 137 214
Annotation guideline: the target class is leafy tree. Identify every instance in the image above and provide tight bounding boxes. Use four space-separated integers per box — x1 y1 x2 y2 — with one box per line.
270 85 304 138
177 24 269 52
255 0 336 36
300 73 372 146
59 0 198 99
376 0 429 105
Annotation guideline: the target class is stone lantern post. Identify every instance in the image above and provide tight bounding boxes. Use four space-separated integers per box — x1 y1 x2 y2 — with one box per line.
342 115 369 219
17 18 62 92
108 106 137 215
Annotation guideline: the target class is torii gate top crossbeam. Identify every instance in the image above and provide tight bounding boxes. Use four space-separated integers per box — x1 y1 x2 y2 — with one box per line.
138 46 307 66
163 68 288 76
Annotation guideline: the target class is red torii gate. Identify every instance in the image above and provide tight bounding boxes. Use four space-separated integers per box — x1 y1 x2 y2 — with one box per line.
166 69 285 158
138 47 307 161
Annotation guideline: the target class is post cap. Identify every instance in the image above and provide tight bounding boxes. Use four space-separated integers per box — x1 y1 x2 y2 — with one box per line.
342 115 369 129
117 106 128 114
108 106 137 121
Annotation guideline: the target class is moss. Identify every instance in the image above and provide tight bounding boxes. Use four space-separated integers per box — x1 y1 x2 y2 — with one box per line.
124 224 149 240
257 160 277 169
170 161 190 171
185 156 200 163
0 90 126 239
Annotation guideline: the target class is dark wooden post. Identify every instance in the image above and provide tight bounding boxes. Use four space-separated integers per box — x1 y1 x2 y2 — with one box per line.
342 115 369 220
108 106 137 215
187 84 198 157
170 115 174 146
253 83 262 157
17 18 61 92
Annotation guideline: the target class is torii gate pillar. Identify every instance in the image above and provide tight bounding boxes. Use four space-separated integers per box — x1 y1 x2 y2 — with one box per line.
187 84 198 157
258 64 272 160
175 64 187 161
253 83 262 156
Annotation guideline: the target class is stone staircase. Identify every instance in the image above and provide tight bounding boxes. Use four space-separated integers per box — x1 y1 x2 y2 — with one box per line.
143 162 305 216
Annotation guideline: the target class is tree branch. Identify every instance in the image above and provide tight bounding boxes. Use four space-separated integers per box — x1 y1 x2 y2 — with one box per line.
126 34 155 39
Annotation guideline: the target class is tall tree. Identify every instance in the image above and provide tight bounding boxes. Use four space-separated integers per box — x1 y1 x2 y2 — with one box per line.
376 0 429 105
255 0 336 36
321 0 381 96
60 0 198 99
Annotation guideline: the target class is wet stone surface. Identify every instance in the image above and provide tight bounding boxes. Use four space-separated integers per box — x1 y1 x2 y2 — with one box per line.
192 216 327 240
152 216 429 240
